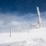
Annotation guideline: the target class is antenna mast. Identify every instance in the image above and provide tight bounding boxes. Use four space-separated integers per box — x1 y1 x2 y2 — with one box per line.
37 7 44 28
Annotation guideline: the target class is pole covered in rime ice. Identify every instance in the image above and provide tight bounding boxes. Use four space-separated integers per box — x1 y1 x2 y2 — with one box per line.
10 28 12 37
37 7 44 28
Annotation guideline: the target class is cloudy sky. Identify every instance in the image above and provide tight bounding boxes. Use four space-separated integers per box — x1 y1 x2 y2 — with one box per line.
0 0 46 32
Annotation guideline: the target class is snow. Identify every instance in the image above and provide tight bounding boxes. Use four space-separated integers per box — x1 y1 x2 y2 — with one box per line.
0 28 46 46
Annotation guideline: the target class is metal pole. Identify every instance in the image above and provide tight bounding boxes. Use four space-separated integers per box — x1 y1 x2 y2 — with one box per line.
10 28 12 37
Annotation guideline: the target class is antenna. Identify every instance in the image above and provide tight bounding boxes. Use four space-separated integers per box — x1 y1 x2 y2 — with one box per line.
37 7 44 28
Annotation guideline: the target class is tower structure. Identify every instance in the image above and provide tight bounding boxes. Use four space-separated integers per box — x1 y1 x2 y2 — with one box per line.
37 7 44 28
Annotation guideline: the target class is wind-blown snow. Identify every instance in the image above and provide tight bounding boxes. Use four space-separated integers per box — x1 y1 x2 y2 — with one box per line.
0 28 46 46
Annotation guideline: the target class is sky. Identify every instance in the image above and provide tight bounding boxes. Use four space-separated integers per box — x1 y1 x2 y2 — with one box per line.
0 0 46 32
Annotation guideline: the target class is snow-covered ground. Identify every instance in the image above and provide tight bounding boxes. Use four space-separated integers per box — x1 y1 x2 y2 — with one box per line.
0 28 46 46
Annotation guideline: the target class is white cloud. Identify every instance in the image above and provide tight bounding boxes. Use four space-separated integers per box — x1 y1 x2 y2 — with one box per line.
11 21 20 25
0 21 4 25
0 12 46 32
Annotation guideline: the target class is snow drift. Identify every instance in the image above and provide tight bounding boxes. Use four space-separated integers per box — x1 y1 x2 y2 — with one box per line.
0 28 46 46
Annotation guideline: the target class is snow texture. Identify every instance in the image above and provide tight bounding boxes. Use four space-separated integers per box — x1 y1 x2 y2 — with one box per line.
0 28 46 46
